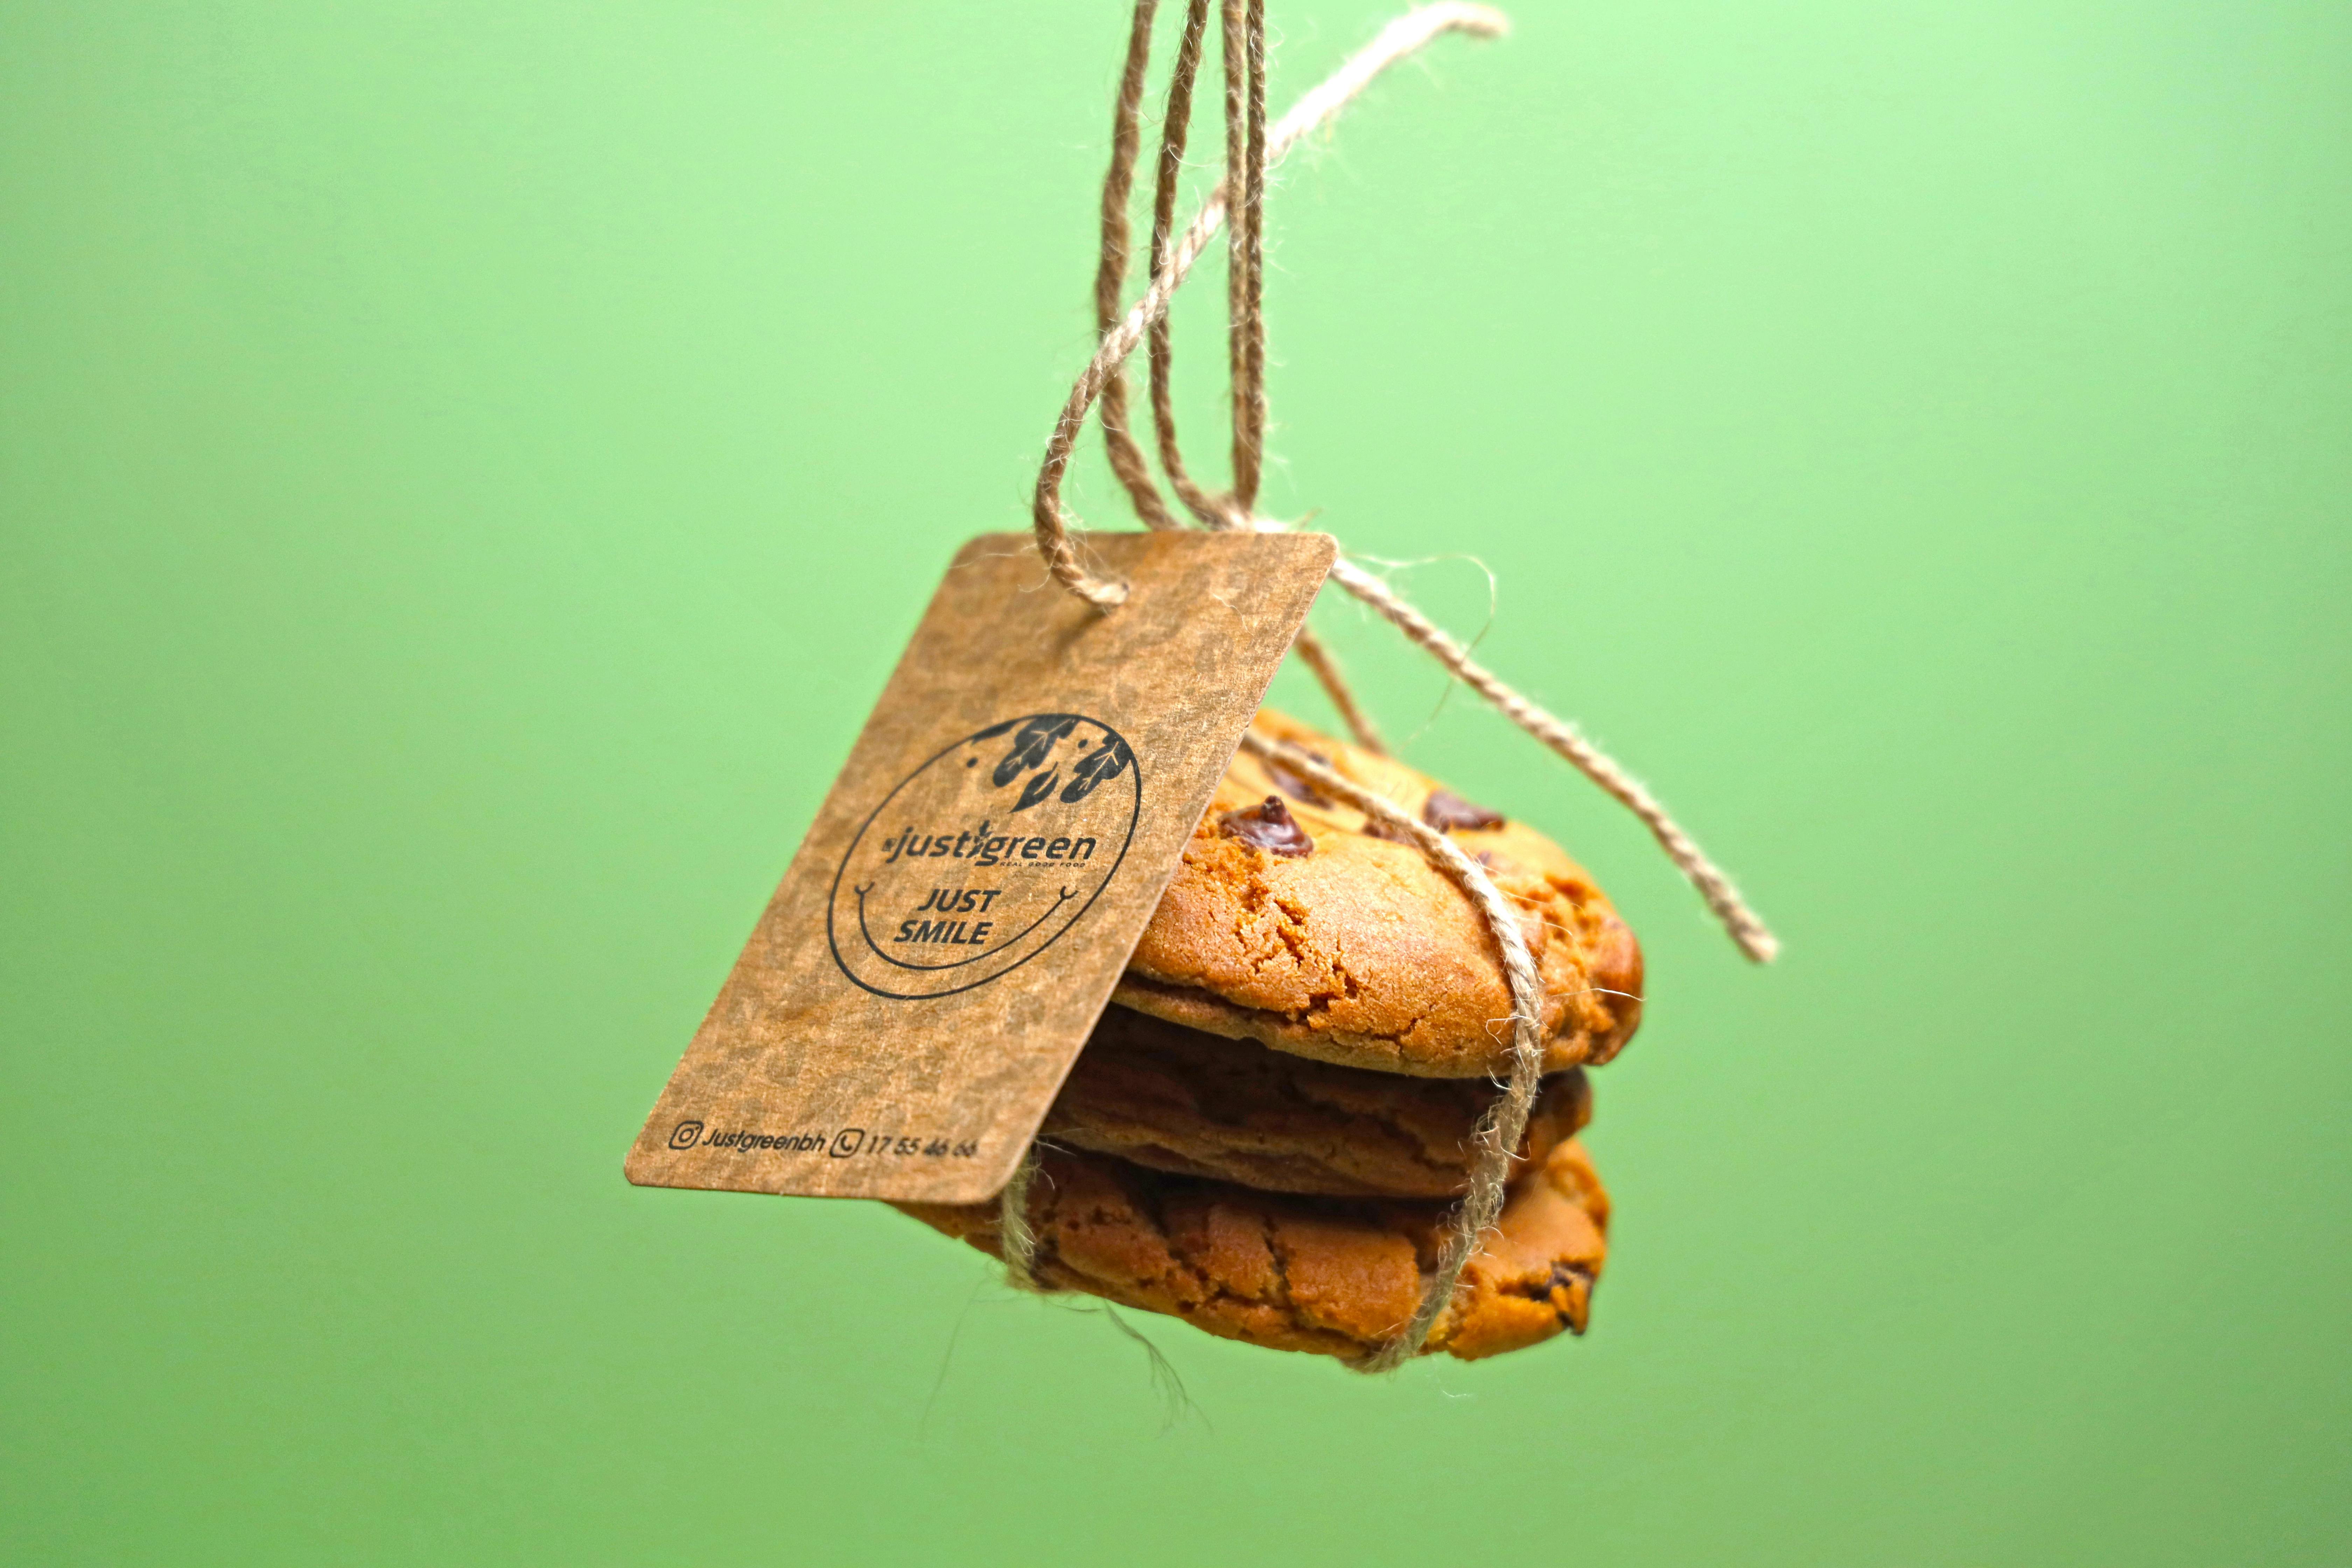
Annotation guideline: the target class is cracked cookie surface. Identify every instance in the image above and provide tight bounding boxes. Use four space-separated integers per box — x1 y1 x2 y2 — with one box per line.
895 1139 1609 1363
1042 1003 1591 1198
1115 708 1644 1078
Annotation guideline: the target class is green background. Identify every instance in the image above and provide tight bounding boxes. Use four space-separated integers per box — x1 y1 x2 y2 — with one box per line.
5 0 2346 1561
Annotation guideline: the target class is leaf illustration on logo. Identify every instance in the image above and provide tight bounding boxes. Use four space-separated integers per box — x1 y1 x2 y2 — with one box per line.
1012 766 1061 813
992 714 1079 786
1059 737 1133 803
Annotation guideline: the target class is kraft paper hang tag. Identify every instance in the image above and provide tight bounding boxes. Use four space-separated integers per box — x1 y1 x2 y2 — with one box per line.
625 528 1336 1204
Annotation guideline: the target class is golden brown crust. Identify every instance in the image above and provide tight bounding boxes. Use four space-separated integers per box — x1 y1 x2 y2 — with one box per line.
895 1140 1610 1363
1042 1004 1590 1198
1117 709 1644 1078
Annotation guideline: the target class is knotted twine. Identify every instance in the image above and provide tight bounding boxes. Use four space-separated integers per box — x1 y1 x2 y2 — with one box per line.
1003 1 1778 1370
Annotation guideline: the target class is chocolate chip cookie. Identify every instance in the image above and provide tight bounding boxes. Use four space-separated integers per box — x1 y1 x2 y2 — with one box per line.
1041 1003 1591 1198
1115 708 1644 1078
896 1138 1610 1363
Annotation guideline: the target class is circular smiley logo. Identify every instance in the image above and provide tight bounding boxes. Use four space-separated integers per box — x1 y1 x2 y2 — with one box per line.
825 714 1141 1000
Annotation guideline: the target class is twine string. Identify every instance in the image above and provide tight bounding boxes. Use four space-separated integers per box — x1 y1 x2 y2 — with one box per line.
1288 623 1388 752
1147 0 1231 528
1028 0 1771 961
1094 0 1182 531
1326 557 1780 962
1004 0 1774 1352
1027 3 1508 608
997 1143 1044 1291
1225 0 1270 513
1127 0 1385 752
1238 734 1550 1369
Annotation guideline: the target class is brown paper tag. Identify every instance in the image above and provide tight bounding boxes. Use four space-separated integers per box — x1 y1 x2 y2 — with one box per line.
624 529 1336 1203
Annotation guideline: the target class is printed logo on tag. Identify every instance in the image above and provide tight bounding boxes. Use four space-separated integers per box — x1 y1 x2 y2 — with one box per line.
825 713 1140 998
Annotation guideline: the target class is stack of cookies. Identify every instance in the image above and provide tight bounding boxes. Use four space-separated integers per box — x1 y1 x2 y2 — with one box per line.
898 709 1644 1363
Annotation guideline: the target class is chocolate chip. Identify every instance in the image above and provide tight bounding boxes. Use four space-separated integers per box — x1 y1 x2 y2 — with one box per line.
1508 1260 1596 1321
1549 1262 1595 1296
1262 750 1333 807
1219 795 1315 858
1357 814 1418 845
1422 789 1506 832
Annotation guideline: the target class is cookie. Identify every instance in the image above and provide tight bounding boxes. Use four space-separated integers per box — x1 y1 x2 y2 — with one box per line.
1041 1003 1591 1198
896 1139 1610 1363
1115 708 1644 1078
